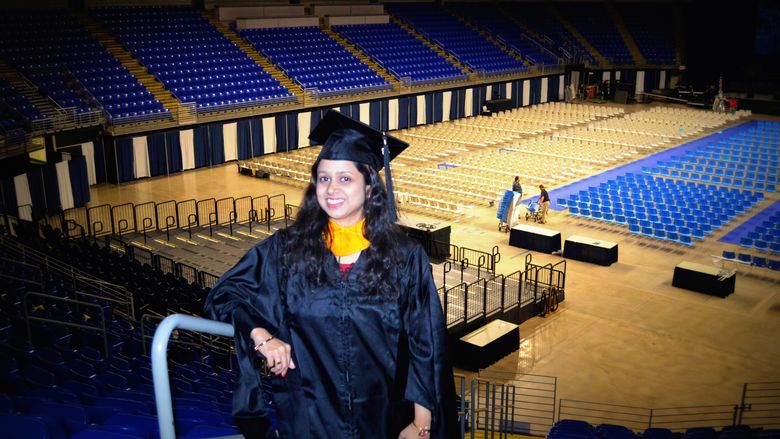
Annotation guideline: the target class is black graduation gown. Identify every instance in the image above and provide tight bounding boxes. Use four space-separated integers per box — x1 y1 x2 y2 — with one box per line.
203 232 459 439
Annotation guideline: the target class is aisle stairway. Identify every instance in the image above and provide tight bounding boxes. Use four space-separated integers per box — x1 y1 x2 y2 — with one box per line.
79 14 179 114
605 0 646 65
391 17 472 76
444 7 527 66
546 3 607 66
0 62 59 123
672 0 686 65
204 13 304 98
321 25 401 90
495 4 560 63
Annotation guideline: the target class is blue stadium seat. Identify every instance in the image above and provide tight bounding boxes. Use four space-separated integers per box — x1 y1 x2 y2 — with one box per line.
182 424 241 439
70 429 144 439
0 414 50 439
597 423 637 439
100 413 159 439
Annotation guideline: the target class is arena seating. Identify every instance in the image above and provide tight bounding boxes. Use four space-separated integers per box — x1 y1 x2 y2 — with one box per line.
0 227 249 438
501 2 596 65
646 121 779 192
565 172 763 246
238 26 391 96
92 5 293 110
555 2 634 65
0 10 167 121
547 419 779 439
332 23 467 85
616 2 677 64
445 2 563 67
0 77 47 132
385 3 527 75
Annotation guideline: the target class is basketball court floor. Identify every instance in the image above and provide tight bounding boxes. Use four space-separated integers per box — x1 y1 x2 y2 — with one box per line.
88 102 780 411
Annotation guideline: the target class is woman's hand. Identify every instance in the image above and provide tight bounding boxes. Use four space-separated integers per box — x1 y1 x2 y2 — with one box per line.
399 404 432 438
250 327 296 377
398 422 429 438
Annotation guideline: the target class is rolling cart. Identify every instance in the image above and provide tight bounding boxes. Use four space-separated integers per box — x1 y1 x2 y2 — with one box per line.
496 190 523 232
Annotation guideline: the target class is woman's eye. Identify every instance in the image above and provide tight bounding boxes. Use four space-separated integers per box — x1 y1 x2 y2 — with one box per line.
318 176 329 183
340 176 351 183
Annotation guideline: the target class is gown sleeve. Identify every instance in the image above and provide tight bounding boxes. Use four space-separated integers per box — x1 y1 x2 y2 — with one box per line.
402 244 460 438
202 234 286 433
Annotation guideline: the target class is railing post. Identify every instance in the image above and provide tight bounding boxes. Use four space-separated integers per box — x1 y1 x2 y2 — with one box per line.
152 314 234 439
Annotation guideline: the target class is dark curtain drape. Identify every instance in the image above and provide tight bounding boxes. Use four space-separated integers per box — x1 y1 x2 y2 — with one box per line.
0 177 18 215
287 113 298 151
68 156 90 207
26 168 46 221
548 75 560 101
275 114 288 153
165 131 182 173
115 137 135 182
147 133 167 177
432 92 443 123
93 137 107 184
309 109 323 146
398 97 410 129
512 80 522 108
250 118 263 156
425 93 434 123
369 101 382 130
380 100 389 131
193 126 210 168
409 95 418 127
209 124 225 165
237 120 251 160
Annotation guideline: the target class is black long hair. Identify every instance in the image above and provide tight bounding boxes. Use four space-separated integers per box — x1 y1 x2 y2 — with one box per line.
280 159 406 297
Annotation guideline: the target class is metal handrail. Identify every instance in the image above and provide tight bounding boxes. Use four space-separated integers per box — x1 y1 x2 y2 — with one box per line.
151 314 234 439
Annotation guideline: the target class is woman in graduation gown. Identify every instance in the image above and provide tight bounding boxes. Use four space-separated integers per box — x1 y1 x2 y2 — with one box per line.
204 110 460 439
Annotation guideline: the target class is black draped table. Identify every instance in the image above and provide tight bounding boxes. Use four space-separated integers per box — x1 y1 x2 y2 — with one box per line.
397 217 451 261
563 234 618 266
672 261 736 298
509 223 561 254
455 319 519 371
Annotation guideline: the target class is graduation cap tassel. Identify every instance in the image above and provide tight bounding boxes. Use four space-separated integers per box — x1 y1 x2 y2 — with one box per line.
382 132 397 223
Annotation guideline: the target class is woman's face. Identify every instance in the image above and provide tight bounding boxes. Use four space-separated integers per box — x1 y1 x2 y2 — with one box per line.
316 159 369 227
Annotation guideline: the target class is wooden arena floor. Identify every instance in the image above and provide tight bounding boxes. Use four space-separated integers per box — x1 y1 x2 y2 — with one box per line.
89 102 780 411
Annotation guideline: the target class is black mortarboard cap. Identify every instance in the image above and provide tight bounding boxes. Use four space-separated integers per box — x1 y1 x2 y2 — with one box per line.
308 110 408 171
309 110 408 221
